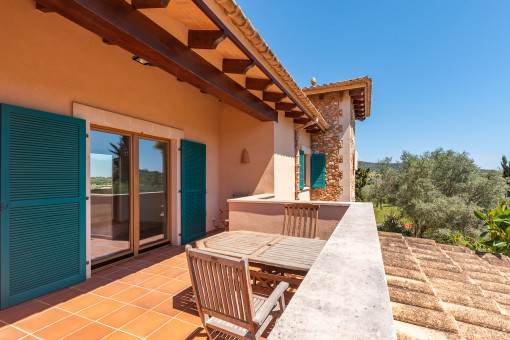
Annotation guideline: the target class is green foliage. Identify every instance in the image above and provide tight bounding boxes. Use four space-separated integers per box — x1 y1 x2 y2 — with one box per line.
502 155 510 177
445 200 510 257
368 149 508 239
355 167 371 201
377 213 413 236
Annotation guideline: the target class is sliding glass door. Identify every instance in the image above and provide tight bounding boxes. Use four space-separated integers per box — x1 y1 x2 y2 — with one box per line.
139 139 168 247
90 128 170 264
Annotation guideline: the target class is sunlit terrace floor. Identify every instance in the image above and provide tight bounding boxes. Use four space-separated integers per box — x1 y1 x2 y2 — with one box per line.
0 244 277 340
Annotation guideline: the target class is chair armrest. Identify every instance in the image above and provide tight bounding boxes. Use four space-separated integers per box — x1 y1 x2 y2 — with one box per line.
253 281 289 325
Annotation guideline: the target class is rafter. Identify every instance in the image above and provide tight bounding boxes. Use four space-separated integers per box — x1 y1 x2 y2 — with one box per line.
285 111 304 119
36 2 54 12
263 91 286 103
131 0 170 9
246 78 273 91
223 59 255 74
188 30 227 49
275 102 297 111
352 99 365 105
36 0 278 122
294 117 311 124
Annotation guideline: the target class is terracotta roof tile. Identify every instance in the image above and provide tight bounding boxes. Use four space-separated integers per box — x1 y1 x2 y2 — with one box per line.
378 231 510 337
394 320 463 340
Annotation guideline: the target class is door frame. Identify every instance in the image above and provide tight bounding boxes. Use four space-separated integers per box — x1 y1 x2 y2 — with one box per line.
90 125 172 266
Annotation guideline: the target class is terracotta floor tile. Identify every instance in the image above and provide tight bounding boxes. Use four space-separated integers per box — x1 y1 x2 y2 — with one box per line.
141 263 172 275
111 286 151 303
77 299 125 320
73 277 112 293
0 300 52 324
160 257 187 267
34 315 91 340
176 272 192 283
21 335 40 340
123 260 153 272
103 268 135 281
37 288 83 306
146 318 200 340
177 262 189 269
156 279 191 295
61 322 115 340
0 326 30 340
159 267 188 279
120 311 171 338
175 306 202 326
151 296 192 317
136 276 170 290
103 330 141 340
131 291 172 310
58 293 104 313
14 308 71 333
117 271 154 285
98 305 146 329
92 281 132 297
93 266 122 278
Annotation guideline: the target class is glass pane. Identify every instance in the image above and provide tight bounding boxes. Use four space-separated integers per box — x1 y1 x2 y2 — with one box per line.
139 139 168 246
90 130 131 262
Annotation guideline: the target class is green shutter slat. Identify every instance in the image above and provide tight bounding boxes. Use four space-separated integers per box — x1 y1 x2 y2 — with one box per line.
0 104 86 310
299 150 305 190
311 154 326 188
181 140 206 244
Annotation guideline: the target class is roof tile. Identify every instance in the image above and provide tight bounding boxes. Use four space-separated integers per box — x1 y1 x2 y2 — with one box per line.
379 232 510 337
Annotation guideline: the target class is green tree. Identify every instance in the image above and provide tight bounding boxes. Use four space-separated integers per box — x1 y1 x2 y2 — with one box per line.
502 155 510 177
395 149 507 238
355 167 371 201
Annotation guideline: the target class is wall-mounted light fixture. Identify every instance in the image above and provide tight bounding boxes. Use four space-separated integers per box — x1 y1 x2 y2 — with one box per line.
132 56 151 66
241 148 250 164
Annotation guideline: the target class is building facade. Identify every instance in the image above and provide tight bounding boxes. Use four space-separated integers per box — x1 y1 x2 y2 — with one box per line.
0 0 371 309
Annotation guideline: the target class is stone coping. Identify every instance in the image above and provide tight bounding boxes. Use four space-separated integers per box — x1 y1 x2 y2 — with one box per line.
268 203 396 340
227 194 351 207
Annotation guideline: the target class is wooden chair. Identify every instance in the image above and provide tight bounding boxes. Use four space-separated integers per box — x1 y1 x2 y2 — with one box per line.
186 245 288 340
282 203 320 239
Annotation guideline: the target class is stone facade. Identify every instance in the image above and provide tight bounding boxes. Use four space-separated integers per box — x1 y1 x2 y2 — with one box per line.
308 91 345 201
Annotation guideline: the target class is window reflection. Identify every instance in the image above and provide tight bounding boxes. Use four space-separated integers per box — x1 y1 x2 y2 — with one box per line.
90 131 131 262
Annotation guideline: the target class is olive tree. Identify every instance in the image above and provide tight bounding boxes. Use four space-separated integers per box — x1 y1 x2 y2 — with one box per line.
371 149 508 238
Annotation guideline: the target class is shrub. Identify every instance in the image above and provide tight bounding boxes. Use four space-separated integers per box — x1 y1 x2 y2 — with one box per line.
377 213 413 236
444 199 510 256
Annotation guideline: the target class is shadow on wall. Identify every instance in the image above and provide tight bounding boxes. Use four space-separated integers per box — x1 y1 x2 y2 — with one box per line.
228 201 349 240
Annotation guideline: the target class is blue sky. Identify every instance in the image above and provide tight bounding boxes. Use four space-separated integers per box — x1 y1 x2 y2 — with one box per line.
236 0 510 169
90 131 164 177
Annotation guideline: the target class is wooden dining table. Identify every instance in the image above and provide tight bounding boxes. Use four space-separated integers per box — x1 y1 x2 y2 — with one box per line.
195 230 327 272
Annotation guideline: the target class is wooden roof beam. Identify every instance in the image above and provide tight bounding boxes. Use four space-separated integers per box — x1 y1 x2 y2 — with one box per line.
246 78 273 91
349 89 364 97
132 0 170 9
294 117 311 124
223 59 255 74
37 0 277 122
275 102 297 111
285 110 304 119
352 99 365 105
36 2 54 12
188 30 227 49
263 91 286 103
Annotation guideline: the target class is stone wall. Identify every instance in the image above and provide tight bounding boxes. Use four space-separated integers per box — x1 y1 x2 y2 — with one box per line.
308 91 344 201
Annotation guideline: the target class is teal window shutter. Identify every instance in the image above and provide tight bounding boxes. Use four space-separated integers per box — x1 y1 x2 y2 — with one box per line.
181 140 206 244
311 154 326 188
299 150 305 190
0 104 86 309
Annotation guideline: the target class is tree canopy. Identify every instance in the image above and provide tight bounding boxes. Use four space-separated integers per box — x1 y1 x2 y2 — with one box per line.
365 148 508 238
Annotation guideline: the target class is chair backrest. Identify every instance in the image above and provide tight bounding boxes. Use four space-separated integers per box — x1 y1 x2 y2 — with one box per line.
282 203 320 238
186 245 255 329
